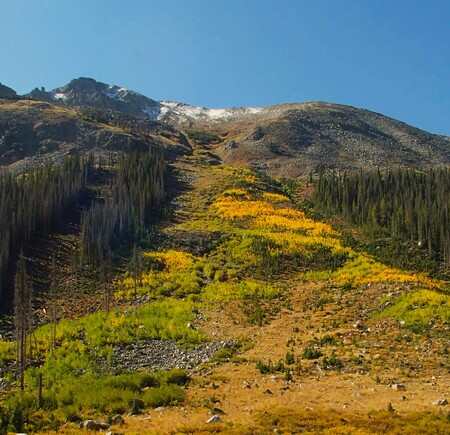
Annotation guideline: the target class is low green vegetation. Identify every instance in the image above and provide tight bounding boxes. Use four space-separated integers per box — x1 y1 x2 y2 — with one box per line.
0 369 187 433
375 289 450 333
185 129 221 145
1 163 449 433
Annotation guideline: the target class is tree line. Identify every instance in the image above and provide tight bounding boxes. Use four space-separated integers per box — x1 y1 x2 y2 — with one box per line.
313 168 450 275
0 155 93 308
0 146 165 310
79 149 164 265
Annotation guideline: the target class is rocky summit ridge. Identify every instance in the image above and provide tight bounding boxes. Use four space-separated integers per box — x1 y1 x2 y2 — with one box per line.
1 77 449 176
22 77 269 125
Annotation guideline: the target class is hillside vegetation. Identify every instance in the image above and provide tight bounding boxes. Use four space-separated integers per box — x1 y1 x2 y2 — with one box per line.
0 144 448 433
0 88 449 433
313 168 450 278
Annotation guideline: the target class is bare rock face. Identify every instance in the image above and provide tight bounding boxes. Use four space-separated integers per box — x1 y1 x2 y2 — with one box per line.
24 77 160 118
111 339 234 371
432 398 448 406
111 414 125 425
391 383 406 391
206 415 222 423
0 108 147 166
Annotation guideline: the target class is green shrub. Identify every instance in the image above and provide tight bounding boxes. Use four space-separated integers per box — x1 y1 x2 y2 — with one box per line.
161 369 189 386
285 352 295 365
0 406 10 435
186 130 220 145
302 346 322 360
61 405 81 423
211 347 234 362
108 374 139 392
375 289 449 333
256 359 285 375
143 385 185 408
11 405 23 433
0 341 14 366
214 270 227 282
318 334 336 346
321 351 343 370
138 372 161 388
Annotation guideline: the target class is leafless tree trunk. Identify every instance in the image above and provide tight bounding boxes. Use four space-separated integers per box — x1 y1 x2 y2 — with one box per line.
50 257 58 354
130 244 142 300
14 252 33 391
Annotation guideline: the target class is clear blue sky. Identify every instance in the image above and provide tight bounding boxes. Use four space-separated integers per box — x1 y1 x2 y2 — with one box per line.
1 0 449 135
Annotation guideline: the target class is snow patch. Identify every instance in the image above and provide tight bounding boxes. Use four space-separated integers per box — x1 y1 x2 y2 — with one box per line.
53 92 67 101
142 105 160 118
156 102 265 123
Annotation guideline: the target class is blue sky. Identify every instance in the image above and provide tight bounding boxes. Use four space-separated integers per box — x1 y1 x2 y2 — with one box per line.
1 0 449 135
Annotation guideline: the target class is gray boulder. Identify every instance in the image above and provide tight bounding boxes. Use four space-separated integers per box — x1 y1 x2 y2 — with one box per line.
206 415 222 423
81 419 110 430
111 414 125 425
432 398 448 406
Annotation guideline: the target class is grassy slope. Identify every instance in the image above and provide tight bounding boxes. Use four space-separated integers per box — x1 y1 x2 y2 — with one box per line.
111 152 449 433
0 142 449 434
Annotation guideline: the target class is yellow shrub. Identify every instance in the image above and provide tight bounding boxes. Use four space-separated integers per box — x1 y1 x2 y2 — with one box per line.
262 192 290 203
144 250 196 272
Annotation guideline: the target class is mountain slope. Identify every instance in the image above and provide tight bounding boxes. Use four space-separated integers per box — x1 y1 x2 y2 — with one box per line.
17 77 450 176
0 99 191 172
26 77 160 118
23 77 264 125
0 78 449 433
0 153 447 433
190 102 450 177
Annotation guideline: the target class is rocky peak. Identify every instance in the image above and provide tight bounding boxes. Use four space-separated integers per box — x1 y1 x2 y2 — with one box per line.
0 82 17 99
61 77 101 93
24 77 160 118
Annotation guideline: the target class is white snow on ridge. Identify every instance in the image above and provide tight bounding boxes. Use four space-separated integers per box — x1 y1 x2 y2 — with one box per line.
142 105 160 118
104 84 129 101
53 92 67 101
156 101 265 123
48 79 270 124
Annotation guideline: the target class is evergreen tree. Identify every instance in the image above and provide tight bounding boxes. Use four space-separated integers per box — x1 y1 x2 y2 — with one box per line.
313 168 450 276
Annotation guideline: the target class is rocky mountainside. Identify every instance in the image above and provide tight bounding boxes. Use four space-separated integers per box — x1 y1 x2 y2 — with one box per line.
25 77 160 118
21 77 260 124
203 102 450 177
0 78 449 434
0 77 449 176
0 99 190 172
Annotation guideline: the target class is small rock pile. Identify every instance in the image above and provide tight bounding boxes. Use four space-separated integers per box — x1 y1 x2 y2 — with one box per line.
111 339 234 371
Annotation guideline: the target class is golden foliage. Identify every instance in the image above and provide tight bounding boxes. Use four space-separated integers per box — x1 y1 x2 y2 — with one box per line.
262 192 290 203
302 252 440 289
143 250 197 272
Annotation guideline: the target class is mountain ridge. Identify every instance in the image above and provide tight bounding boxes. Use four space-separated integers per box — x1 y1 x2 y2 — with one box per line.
12 77 450 137
1 77 449 177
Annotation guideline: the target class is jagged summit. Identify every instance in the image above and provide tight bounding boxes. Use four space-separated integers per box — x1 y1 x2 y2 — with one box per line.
22 77 271 125
24 77 160 118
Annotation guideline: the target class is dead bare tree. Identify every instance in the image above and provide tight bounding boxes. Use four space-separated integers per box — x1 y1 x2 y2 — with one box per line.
50 257 58 354
14 252 33 391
